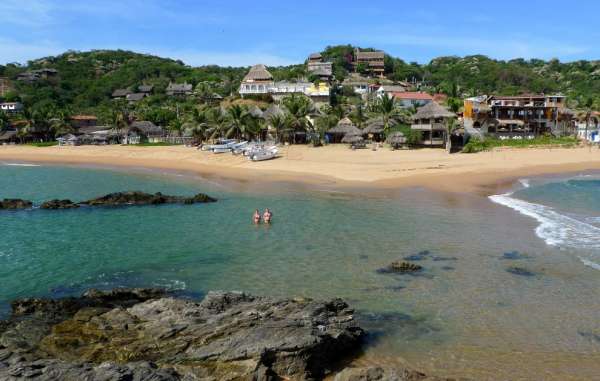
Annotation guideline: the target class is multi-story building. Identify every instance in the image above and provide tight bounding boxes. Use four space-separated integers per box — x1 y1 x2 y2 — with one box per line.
464 94 573 138
306 53 333 82
240 64 330 103
352 48 385 77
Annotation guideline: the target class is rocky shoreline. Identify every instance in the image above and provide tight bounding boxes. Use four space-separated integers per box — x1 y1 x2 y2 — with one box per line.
0 288 463 380
0 191 217 211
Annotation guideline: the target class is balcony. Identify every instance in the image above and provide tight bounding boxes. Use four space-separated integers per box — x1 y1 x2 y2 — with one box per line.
411 123 446 131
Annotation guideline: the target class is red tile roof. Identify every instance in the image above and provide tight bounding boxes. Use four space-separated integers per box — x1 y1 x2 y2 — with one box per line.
391 92 433 100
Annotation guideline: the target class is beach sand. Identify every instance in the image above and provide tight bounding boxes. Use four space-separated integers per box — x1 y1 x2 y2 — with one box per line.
1 144 600 193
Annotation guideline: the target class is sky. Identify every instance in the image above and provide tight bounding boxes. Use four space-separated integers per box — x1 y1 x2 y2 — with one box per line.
1 0 598 67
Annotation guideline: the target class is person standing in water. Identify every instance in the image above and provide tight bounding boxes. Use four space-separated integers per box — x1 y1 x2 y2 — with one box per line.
252 209 261 224
263 208 272 224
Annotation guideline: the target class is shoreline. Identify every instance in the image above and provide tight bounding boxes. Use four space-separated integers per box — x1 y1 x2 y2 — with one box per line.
2 145 600 195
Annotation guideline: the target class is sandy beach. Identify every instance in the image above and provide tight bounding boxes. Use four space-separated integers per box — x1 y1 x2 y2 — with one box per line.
1 144 600 193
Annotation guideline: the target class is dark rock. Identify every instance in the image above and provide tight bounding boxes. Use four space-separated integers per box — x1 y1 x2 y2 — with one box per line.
334 366 466 380
578 331 600 343
506 267 536 277
403 250 431 261
432 256 458 262
377 261 423 274
0 199 32 210
501 251 528 260
40 199 79 209
441 266 455 271
1 289 364 381
79 191 217 207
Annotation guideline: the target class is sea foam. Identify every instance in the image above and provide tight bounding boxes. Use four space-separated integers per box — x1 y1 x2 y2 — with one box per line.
2 163 41 167
489 190 600 270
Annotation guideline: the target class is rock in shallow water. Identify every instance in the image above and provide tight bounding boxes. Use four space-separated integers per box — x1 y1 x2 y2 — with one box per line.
0 289 364 380
377 261 423 274
0 199 32 210
334 366 463 381
39 199 79 209
79 191 217 207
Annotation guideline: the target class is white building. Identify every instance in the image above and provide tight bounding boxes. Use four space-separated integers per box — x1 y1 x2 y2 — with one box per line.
0 102 23 114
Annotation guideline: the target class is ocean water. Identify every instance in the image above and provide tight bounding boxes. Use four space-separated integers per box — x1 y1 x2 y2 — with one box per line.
1 163 600 380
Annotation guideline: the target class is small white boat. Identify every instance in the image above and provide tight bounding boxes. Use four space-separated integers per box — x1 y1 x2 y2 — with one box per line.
249 147 278 161
205 139 237 153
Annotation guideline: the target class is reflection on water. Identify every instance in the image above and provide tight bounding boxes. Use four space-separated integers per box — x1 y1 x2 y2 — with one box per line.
1 164 600 380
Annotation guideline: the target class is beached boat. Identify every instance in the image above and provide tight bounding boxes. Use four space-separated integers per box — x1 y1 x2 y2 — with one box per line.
249 147 278 161
202 139 237 152
231 141 248 155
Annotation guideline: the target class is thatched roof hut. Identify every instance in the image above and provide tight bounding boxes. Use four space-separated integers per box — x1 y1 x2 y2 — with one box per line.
363 118 397 134
328 117 361 135
412 102 455 121
341 133 364 144
243 64 273 82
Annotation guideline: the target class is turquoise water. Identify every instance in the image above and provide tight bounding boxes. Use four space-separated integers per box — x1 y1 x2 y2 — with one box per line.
2 163 600 380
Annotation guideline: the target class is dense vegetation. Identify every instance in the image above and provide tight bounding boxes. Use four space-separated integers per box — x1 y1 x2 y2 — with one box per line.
462 136 579 153
0 47 597 145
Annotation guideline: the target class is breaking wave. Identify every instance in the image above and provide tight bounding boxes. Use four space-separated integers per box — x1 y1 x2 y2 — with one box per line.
490 189 600 270
2 163 41 167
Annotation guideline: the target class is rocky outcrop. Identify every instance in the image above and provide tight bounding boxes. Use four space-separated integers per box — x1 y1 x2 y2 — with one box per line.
79 191 217 206
377 261 423 274
0 199 32 210
39 199 79 209
1 192 217 212
0 289 364 380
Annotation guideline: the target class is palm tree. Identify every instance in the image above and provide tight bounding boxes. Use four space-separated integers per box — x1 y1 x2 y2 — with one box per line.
268 114 290 143
281 94 313 138
373 93 396 136
350 101 367 128
184 108 210 143
224 104 251 139
168 118 184 137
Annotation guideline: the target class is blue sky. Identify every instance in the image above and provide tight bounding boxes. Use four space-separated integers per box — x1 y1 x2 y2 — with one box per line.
1 0 598 66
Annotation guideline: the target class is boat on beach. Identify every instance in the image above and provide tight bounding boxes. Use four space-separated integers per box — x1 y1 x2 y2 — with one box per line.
200 139 237 152
249 146 278 161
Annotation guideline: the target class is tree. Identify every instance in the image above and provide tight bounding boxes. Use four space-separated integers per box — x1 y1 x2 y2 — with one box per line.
447 97 462 113
583 96 594 143
168 118 184 137
445 117 459 153
0 111 9 131
350 101 367 128
372 93 396 135
281 94 313 134
224 104 253 139
268 114 290 143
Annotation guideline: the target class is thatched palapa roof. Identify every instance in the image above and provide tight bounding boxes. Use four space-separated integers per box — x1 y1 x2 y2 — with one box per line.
412 102 455 120
243 64 273 82
328 117 362 135
363 118 397 134
341 133 364 144
248 105 264 118
386 132 407 144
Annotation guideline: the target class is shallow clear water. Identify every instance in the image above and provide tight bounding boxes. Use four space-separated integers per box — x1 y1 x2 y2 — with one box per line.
1 163 600 380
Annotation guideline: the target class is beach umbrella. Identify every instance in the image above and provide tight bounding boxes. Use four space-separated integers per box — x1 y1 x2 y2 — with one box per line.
341 133 364 144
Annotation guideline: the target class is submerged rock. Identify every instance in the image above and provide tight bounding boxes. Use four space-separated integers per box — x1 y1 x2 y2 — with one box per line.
40 199 79 209
79 191 217 207
0 199 32 210
0 289 364 380
377 261 423 274
334 366 465 381
501 251 528 260
506 266 536 277
403 250 431 261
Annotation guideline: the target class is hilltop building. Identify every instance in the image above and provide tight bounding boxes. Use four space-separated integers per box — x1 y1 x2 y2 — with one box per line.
239 64 275 96
464 94 573 138
240 64 330 104
352 48 385 77
70 115 98 129
306 53 333 82
393 92 433 108
166 82 193 97
16 68 58 83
